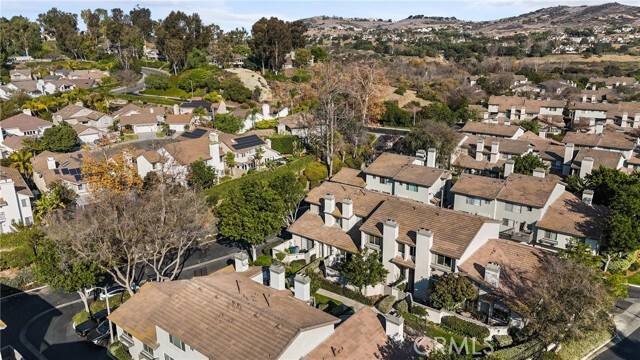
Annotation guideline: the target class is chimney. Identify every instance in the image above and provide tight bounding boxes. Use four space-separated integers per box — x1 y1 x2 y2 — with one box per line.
265 138 272 149
22 108 32 116
592 84 597 91
520 106 526 121
269 264 286 290
483 112 489 120
595 123 603 135
634 114 640 129
340 198 354 232
173 104 179 115
490 141 500 164
209 131 220 163
504 119 511 126
475 139 484 161
414 149 426 166
47 157 56 170
621 112 628 127
74 101 83 107
582 95 587 103
149 107 154 114
582 189 594 205
324 194 336 227
504 159 514 177
539 130 546 138
383 219 399 240
426 148 436 168
533 167 546 178
233 252 249 272
385 313 404 343
484 262 501 287
579 157 594 178
563 143 575 175
591 95 596 103
262 103 270 117
414 228 433 297
294 274 311 302
509 106 516 120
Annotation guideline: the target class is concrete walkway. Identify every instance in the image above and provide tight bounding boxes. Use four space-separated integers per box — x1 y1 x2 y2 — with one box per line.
316 289 367 311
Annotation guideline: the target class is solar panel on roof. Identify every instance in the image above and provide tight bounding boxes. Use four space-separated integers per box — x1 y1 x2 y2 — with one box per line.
232 135 264 150
182 128 207 139
73 174 83 181
53 169 59 175
61 169 70 175
69 169 78 175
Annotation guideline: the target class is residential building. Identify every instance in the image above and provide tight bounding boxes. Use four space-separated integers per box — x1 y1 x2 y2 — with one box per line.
588 76 638 89
164 114 193 132
5 81 42 97
0 167 34 232
108 268 340 360
362 151 451 205
72 124 107 144
119 113 159 134
240 103 289 134
52 104 113 128
460 122 525 140
276 112 320 138
486 96 565 121
9 69 32 82
0 136 27 158
218 133 282 172
0 112 53 137
562 131 637 159
31 151 89 199
453 136 531 177
177 100 214 115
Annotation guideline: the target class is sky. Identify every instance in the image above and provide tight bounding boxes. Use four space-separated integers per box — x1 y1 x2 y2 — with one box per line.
1 0 635 31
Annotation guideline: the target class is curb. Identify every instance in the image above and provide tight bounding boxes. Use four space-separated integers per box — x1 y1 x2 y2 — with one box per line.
1 285 49 301
628 283 640 289
580 332 616 360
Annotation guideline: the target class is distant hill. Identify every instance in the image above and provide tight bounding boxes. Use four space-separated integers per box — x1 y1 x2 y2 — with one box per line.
302 2 640 37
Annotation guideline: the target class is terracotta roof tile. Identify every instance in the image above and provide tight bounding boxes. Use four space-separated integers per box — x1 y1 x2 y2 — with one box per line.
537 192 609 239
329 168 366 188
363 153 414 178
288 212 359 253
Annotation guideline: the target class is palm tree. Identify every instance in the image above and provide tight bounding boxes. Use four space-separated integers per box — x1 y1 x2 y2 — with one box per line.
225 151 236 176
9 149 34 175
34 191 66 220
253 146 264 171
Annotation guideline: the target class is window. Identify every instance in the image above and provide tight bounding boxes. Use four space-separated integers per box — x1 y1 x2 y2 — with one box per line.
466 196 481 206
544 230 558 240
406 183 418 192
398 243 405 254
379 177 387 184
409 246 416 257
169 334 185 351
21 199 27 207
143 344 154 356
435 254 453 269
484 199 491 205
504 203 521 213
367 234 382 247
526 206 533 212
164 355 175 360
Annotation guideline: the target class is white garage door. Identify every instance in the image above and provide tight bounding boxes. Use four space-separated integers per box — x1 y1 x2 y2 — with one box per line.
134 125 157 134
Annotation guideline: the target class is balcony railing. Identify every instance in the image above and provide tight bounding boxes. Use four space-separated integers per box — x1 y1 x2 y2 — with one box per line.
538 237 559 246
499 228 532 243
139 350 156 360
119 334 134 347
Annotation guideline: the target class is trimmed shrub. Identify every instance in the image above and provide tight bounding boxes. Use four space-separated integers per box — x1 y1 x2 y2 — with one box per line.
89 291 131 313
411 305 427 317
109 341 132 360
492 335 513 348
394 298 409 313
304 162 328 189
269 135 300 154
441 316 490 340
252 255 272 267
491 339 544 360
73 310 90 325
376 295 396 314
313 275 374 305
255 119 278 130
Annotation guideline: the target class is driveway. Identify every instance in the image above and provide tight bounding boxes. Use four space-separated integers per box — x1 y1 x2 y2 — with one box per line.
591 285 640 359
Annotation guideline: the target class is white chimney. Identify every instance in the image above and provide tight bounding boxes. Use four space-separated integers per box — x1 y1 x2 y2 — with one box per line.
294 274 311 302
269 264 285 290
475 139 484 161
595 123 603 135
582 189 594 205
385 313 404 343
324 194 336 227
209 131 220 162
591 95 596 103
509 106 516 120
539 130 546 138
504 119 511 126
22 108 32 116
233 252 249 272
414 228 433 297
563 143 575 176
634 114 640 129
383 219 399 240
262 103 270 117
490 141 499 163
483 112 489 120
75 101 83 107
265 138 272 149
484 262 501 287
426 148 436 168
579 157 594 178
520 106 526 121
341 198 353 219
533 167 546 178
592 84 597 91
504 159 515 177
47 157 56 170
582 95 587 103
173 104 179 115
149 107 154 114
414 149 426 166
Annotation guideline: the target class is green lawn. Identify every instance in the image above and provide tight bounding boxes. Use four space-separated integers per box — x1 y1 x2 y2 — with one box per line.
627 272 640 286
315 293 343 306
120 134 139 142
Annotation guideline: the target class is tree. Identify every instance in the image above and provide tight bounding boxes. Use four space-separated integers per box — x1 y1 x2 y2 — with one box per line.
347 59 387 125
310 46 328 62
250 17 292 73
81 149 142 193
155 11 212 73
185 48 207 69
187 159 217 190
429 273 478 311
416 102 457 126
513 153 548 176
340 249 389 293
288 20 308 49
585 168 636 206
129 6 153 41
294 48 312 66
216 179 285 259
8 148 33 175
515 256 614 347
44 187 214 294
269 171 305 226
35 241 103 313
252 146 264 170
213 113 243 134
41 122 78 152
144 73 170 90
394 120 458 165
225 151 236 176
519 120 541 134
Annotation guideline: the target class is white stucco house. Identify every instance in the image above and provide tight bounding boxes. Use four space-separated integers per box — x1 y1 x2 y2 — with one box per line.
240 103 289 134
0 112 53 137
53 104 113 128
0 167 34 232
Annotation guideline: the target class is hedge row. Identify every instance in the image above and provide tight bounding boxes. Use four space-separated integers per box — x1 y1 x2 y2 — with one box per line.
109 341 132 360
441 315 490 340
316 277 374 305
490 339 544 360
268 135 300 154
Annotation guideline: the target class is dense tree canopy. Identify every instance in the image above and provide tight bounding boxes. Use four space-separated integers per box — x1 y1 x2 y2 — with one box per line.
41 122 78 152
340 249 389 293
187 159 217 190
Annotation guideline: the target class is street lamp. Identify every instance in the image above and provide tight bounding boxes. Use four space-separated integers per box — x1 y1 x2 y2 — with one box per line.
96 286 115 345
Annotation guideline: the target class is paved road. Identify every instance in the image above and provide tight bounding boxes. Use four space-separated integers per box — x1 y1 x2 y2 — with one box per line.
110 67 169 95
0 240 252 360
591 285 640 360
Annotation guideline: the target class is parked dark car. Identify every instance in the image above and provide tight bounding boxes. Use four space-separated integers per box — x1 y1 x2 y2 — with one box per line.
87 321 112 347
75 309 110 337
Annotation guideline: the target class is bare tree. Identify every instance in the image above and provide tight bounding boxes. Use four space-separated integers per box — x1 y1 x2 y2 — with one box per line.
44 187 215 295
346 58 387 125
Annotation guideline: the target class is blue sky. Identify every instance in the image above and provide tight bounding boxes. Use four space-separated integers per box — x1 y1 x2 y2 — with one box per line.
1 0 634 31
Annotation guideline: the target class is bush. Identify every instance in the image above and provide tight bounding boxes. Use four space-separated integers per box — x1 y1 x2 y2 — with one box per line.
255 119 278 130
144 73 170 90
73 310 90 325
555 328 613 360
0 268 36 290
90 291 131 313
491 339 544 360
376 295 396 314
275 253 286 262
292 70 312 83
441 316 490 340
214 113 244 134
492 335 513 348
394 86 407 95
109 341 132 360
304 162 328 189
252 255 272 267
269 135 299 154
608 251 637 273
411 305 427 317
394 298 409 313
313 274 374 305
286 259 307 278
630 261 640 272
